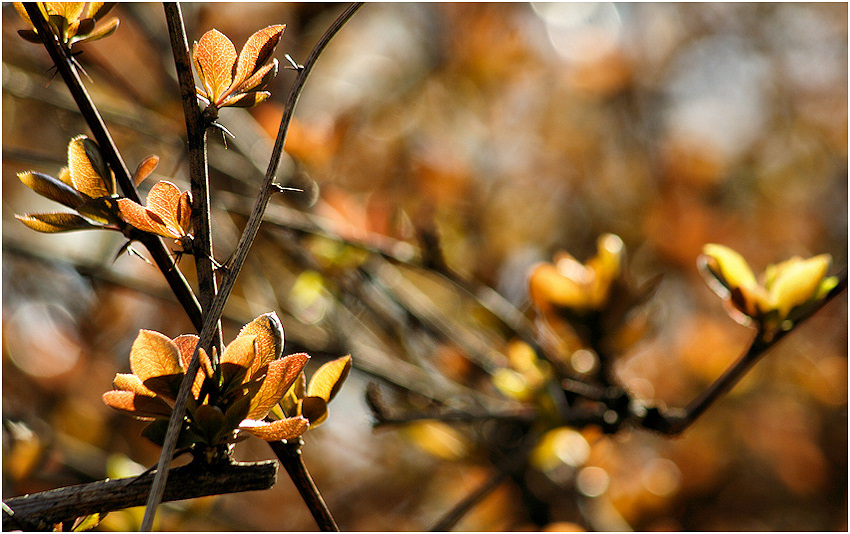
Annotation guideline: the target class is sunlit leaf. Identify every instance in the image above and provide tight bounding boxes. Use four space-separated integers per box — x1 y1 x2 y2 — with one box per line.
71 513 102 532
233 25 284 90
129 329 182 384
16 212 98 232
113 373 155 397
133 155 159 186
76 196 120 225
769 254 831 317
73 16 118 44
116 198 175 238
68 135 111 198
102 390 172 420
239 416 308 441
222 91 271 109
17 171 87 208
234 59 278 94
248 353 310 420
194 29 237 106
237 312 284 377
307 354 351 403
220 336 257 392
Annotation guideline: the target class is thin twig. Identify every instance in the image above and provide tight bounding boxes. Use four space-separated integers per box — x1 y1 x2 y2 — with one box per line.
142 4 363 530
2 460 277 531
163 2 222 352
641 268 847 435
269 439 339 531
429 471 508 532
22 2 204 332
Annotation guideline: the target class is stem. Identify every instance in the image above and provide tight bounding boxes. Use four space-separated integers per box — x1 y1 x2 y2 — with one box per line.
163 2 222 352
642 269 847 435
142 4 363 529
269 439 339 531
2 460 277 531
429 471 508 532
23 2 204 332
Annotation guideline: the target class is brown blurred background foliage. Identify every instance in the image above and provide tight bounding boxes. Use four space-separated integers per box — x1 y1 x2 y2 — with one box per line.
2 3 847 531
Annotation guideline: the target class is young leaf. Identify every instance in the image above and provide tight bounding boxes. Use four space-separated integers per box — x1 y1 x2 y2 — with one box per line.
68 135 111 198
194 29 237 105
307 354 352 403
15 212 98 233
129 330 183 384
133 155 159 186
239 416 309 441
233 25 285 91
247 353 310 420
237 312 285 377
113 373 156 397
299 396 329 428
17 171 88 209
102 390 173 420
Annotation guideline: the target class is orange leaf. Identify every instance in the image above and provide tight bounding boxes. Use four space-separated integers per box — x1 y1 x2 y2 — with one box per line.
102 390 172 420
237 312 284 378
129 329 182 384
133 155 159 186
233 24 284 90
113 373 155 396
247 353 310 420
174 334 212 397
194 29 237 106
239 416 308 441
145 181 184 233
117 198 175 238
68 135 110 198
307 354 351 403
220 335 257 369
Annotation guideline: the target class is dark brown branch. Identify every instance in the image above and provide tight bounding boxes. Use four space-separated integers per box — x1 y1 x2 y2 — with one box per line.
2 460 277 531
143 3 364 529
641 268 847 435
269 439 339 532
163 2 222 352
22 2 204 333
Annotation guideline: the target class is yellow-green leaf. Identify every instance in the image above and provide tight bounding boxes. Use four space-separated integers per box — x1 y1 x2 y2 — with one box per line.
16 212 98 233
307 354 351 403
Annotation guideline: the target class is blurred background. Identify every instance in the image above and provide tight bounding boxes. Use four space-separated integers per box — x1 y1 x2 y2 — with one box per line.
3 2 847 531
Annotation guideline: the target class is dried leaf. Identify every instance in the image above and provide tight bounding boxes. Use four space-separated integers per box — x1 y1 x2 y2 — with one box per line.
129 329 182 384
239 416 308 441
247 353 310 420
194 29 237 106
16 212 98 232
307 354 351 403
233 25 284 90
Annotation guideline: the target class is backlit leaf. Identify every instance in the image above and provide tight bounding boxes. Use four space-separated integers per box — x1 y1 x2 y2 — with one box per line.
76 196 120 225
194 29 237 106
237 312 284 377
16 212 98 232
129 329 182 384
307 354 351 403
68 135 111 198
239 416 308 441
102 390 172 420
146 181 183 230
221 91 271 108
17 171 87 208
73 16 118 44
234 59 277 94
113 373 155 397
133 155 159 186
116 198 176 238
248 353 310 420
233 25 284 90
299 396 328 427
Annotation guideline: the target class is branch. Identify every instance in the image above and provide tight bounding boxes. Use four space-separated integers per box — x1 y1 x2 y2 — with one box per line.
641 268 847 435
142 3 364 529
268 439 339 532
2 460 277 531
22 2 204 333
429 471 508 532
163 2 222 352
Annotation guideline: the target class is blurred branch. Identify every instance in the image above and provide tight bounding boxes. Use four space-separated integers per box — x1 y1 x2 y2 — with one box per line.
429 471 508 532
22 2 204 333
642 268 848 435
143 3 364 530
163 2 222 352
2 460 277 531
268 439 339 532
